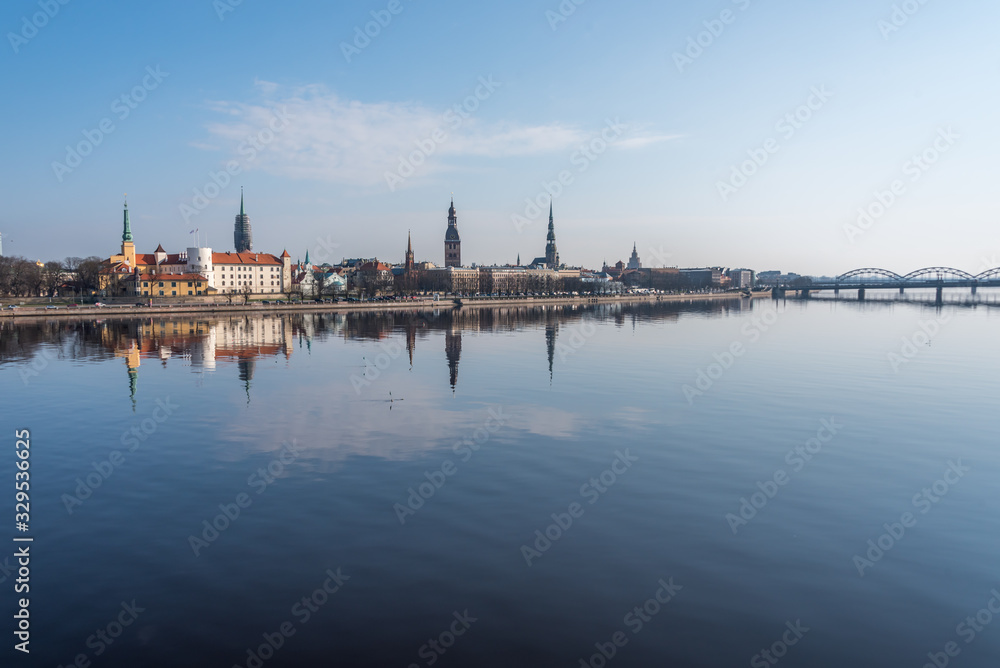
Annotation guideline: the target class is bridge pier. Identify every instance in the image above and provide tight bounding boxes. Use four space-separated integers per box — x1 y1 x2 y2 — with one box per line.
972 283 977 295
899 287 905 294
834 288 839 296
858 288 865 301
936 286 943 304
799 289 810 299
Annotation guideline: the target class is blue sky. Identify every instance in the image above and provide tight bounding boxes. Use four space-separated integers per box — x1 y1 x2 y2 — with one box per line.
2 0 998 275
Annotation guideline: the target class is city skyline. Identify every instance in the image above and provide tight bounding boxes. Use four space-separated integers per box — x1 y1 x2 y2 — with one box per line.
2 1 999 275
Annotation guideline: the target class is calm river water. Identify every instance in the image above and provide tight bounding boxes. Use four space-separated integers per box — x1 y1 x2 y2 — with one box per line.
1 296 998 667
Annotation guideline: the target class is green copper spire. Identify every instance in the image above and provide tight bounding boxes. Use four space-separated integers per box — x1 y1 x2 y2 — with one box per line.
305 249 310 266
122 196 133 242
240 186 245 217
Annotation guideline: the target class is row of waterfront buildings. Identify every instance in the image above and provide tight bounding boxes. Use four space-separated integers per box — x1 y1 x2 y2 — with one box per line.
98 193 755 298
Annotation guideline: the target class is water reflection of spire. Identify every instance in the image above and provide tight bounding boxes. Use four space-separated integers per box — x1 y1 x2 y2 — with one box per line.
115 341 141 411
405 320 416 369
545 322 557 384
238 358 255 405
445 329 462 391
127 366 138 411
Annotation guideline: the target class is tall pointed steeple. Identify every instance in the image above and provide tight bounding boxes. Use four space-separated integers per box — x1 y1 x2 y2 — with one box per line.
120 195 136 270
122 196 133 242
544 200 558 266
234 187 253 252
304 249 310 266
444 196 461 267
405 230 414 271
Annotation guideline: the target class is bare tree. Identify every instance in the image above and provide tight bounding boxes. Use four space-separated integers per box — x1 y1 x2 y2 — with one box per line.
0 255 16 295
8 259 42 297
76 256 104 298
42 261 64 297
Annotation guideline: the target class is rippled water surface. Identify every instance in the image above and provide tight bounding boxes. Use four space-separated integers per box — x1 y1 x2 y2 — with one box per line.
1 297 998 667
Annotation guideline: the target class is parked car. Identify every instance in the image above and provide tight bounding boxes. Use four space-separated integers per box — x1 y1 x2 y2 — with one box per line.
45 305 59 309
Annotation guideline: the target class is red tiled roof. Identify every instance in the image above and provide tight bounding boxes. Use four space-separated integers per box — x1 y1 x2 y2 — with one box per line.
135 253 185 266
359 261 391 271
212 252 282 266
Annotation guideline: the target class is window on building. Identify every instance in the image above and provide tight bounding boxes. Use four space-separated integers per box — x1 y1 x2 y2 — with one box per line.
159 282 164 287
187 282 192 287
172 291 176 296
159 290 164 296
171 282 177 287
188 291 193 295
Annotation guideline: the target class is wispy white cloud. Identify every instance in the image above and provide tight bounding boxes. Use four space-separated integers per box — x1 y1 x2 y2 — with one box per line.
198 82 676 187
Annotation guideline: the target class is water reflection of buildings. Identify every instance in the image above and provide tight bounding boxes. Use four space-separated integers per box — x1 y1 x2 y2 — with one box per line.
104 316 301 403
336 300 735 390
4 300 760 400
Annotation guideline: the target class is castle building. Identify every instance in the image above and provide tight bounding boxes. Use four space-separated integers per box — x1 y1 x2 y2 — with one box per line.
234 187 253 252
444 198 461 267
102 198 292 297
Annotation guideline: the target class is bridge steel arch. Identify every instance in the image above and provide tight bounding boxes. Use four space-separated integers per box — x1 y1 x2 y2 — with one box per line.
901 267 975 282
835 268 902 282
974 268 1000 281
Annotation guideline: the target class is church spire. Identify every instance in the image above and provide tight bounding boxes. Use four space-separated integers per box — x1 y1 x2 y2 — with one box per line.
122 195 133 242
444 196 461 267
405 229 415 271
544 199 558 266
234 187 252 252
